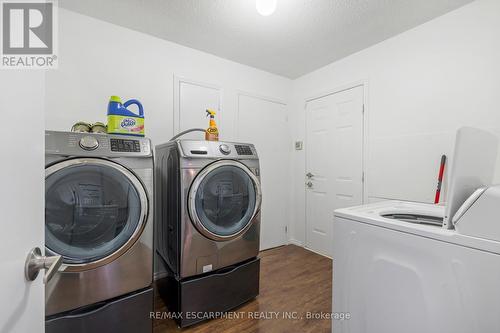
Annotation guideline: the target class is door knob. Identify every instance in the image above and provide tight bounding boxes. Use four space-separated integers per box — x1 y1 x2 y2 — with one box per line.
306 181 313 188
306 172 314 178
25 247 62 284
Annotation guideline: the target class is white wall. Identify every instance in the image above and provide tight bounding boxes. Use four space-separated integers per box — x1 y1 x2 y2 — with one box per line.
45 9 291 146
289 0 500 245
46 1 500 249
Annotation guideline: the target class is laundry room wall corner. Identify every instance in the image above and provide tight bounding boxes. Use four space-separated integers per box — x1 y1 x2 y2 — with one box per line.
288 0 500 248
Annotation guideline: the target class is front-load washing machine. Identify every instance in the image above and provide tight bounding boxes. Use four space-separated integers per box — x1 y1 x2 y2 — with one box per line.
155 140 261 327
44 131 153 333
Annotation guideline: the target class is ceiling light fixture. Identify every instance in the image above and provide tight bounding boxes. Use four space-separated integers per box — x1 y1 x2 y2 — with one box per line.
256 0 277 16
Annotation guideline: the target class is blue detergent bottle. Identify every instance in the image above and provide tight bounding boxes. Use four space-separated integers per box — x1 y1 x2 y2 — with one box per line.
107 96 145 136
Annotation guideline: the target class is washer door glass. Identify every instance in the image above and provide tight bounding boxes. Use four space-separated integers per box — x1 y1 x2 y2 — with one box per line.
193 164 258 238
45 160 146 265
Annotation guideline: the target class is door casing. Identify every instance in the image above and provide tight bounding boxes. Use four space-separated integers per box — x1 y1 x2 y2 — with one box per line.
304 82 368 257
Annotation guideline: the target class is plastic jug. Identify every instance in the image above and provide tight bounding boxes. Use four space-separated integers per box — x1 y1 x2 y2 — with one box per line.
107 96 145 136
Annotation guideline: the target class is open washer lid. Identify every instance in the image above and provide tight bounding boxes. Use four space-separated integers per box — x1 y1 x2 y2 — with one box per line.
443 127 498 229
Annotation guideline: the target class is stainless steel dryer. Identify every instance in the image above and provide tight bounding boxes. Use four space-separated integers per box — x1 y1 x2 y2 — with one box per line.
44 131 153 333
155 140 261 327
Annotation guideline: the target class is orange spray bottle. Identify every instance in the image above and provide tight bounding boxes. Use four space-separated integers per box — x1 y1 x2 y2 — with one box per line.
205 109 219 141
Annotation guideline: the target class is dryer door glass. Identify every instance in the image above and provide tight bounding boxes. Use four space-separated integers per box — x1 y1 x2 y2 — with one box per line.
193 164 258 239
45 160 147 265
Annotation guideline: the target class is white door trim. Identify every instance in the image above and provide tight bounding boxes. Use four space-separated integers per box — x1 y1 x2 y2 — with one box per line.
305 79 366 102
173 75 224 135
236 90 287 105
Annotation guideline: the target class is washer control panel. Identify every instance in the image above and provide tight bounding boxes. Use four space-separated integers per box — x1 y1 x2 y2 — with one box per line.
45 131 152 157
110 138 141 152
178 141 257 159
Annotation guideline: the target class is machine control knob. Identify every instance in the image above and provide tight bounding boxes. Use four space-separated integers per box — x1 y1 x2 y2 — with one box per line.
79 136 99 150
219 144 231 155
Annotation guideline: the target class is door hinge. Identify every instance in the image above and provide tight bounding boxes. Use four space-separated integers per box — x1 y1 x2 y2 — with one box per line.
362 172 365 182
362 104 365 114
285 226 288 233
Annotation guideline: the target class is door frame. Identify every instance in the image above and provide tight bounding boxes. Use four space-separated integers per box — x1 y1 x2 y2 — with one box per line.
303 80 369 249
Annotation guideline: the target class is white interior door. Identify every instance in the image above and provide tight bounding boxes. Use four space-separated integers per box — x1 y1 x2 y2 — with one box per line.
174 78 221 140
237 94 289 250
305 86 364 257
0 71 45 332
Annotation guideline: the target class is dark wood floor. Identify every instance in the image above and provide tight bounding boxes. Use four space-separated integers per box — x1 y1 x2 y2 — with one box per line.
153 245 332 333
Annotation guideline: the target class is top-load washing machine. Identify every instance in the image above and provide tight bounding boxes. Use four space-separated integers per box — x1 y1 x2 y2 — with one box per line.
44 131 154 333
155 140 261 327
332 127 500 333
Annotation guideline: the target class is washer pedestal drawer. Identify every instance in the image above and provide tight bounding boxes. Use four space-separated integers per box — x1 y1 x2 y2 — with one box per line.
159 257 260 328
46 287 153 333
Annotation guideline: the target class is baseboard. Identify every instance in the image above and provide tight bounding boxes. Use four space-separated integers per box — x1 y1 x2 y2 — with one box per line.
302 246 333 260
287 238 333 260
287 238 304 247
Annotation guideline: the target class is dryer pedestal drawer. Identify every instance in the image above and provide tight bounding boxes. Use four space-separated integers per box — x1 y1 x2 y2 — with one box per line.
46 287 153 333
159 257 260 328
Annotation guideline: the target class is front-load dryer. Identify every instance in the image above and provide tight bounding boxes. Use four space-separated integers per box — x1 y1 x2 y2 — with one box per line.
44 131 153 333
155 140 261 327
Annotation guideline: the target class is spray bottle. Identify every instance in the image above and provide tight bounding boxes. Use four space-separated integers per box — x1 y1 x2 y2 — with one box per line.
205 109 219 141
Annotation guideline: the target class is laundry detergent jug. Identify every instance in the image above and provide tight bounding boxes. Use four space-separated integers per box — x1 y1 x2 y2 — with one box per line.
107 96 145 136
